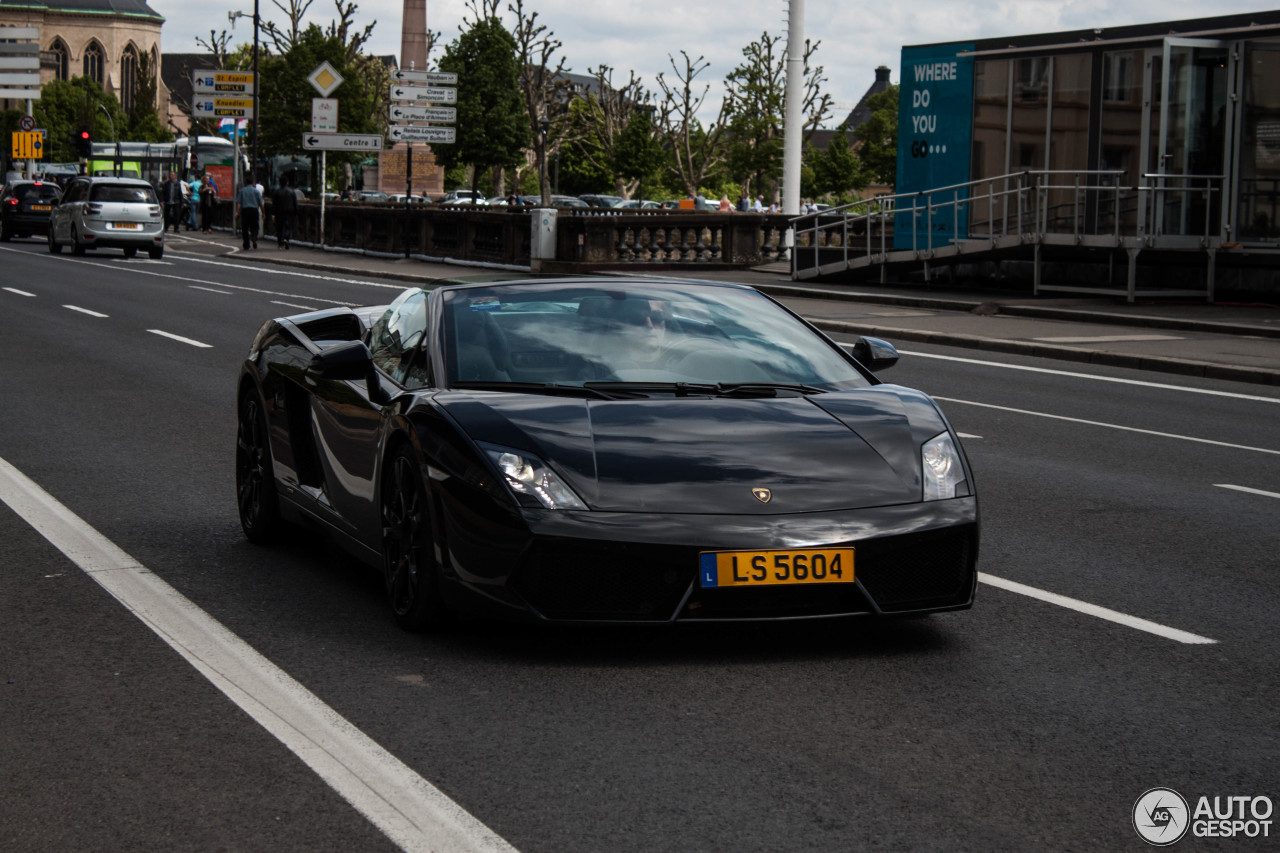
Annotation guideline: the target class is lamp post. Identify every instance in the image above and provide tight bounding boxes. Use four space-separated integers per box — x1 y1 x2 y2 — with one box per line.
228 1 260 183
538 116 550 202
95 101 117 175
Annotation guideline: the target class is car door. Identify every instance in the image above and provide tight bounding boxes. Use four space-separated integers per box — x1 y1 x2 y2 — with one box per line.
55 180 86 241
307 289 430 544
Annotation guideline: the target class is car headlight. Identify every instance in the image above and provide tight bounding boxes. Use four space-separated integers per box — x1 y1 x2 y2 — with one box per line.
921 431 969 500
481 443 587 510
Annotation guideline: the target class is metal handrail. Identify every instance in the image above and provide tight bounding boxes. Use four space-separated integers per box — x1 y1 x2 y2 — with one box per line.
791 170 1226 274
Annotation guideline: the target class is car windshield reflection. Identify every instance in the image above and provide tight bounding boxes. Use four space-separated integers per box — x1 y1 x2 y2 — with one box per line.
442 283 870 391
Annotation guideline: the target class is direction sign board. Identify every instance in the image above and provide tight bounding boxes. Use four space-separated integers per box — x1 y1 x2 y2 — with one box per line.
192 70 255 95
193 97 255 118
389 85 457 104
389 105 456 124
388 125 455 144
18 114 34 131
390 69 458 85
301 132 383 152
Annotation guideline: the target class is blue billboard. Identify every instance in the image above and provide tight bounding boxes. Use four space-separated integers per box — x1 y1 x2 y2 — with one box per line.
894 44 975 250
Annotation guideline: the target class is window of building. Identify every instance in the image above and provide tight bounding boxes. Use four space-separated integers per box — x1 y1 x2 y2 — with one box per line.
121 45 138 114
83 41 104 84
47 39 70 81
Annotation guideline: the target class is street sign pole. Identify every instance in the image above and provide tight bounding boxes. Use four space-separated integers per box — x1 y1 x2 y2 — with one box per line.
320 150 327 250
404 142 412 259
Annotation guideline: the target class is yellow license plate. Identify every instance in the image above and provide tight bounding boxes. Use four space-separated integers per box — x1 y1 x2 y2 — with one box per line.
32 204 50 211
112 222 141 230
698 548 854 588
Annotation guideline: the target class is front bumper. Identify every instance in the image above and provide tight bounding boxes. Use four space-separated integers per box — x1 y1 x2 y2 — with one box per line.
443 498 979 623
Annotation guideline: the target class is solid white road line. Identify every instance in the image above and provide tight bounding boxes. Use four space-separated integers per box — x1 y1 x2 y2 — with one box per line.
1214 483 1280 500
1032 334 1182 343
147 329 213 348
64 304 109 318
0 454 518 853
3 286 36 296
899 350 1280 404
956 432 982 439
190 285 233 295
933 396 1280 456
978 572 1217 645
272 300 321 311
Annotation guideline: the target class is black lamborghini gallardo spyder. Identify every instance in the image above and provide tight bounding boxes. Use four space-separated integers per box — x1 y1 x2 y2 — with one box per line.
235 278 978 629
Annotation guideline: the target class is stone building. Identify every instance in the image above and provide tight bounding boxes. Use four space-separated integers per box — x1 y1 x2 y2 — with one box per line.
0 0 164 119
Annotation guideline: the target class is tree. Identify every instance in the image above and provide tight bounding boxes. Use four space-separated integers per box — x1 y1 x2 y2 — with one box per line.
436 15 527 196
573 65 652 197
655 51 729 198
510 0 569 201
854 84 899 188
722 32 833 200
256 25 378 163
125 51 171 142
33 78 126 161
613 109 665 201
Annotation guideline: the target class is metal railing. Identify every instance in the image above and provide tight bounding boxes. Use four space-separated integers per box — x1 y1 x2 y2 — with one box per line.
791 170 1226 277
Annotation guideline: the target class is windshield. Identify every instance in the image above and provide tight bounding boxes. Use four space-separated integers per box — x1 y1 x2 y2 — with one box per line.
12 184 61 201
90 185 158 204
442 283 870 391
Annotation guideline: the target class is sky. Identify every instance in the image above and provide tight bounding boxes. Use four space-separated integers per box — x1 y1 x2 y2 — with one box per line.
150 0 1280 126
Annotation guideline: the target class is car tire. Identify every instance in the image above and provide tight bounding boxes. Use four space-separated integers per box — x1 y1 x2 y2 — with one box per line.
148 246 163 260
0 224 10 242
71 225 85 255
235 389 280 543
381 445 450 632
123 247 137 259
47 228 61 254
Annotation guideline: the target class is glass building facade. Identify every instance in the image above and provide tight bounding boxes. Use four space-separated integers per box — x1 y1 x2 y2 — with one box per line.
898 12 1280 249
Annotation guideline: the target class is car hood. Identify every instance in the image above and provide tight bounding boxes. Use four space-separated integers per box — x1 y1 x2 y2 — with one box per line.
436 386 951 513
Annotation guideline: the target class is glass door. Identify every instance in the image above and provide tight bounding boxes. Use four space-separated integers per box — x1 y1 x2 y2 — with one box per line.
1154 38 1232 237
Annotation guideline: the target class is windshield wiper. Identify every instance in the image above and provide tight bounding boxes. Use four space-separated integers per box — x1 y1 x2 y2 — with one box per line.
582 381 828 398
451 381 625 400
583 381 720 397
714 382 828 397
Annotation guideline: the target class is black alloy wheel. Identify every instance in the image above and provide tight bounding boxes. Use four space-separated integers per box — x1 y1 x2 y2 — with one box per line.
382 446 448 631
235 391 279 542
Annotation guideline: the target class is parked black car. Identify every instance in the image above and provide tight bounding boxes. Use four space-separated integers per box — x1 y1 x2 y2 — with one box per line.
1 180 62 240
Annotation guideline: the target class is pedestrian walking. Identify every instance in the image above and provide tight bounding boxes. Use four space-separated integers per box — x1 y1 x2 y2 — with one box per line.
235 175 263 250
272 176 298 249
201 175 217 232
187 175 201 231
162 171 183 232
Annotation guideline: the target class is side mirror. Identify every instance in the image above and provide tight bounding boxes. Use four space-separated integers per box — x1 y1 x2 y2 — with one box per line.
308 339 373 381
850 336 899 372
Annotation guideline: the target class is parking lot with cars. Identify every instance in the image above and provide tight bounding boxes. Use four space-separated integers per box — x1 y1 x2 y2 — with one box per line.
2 231 1277 851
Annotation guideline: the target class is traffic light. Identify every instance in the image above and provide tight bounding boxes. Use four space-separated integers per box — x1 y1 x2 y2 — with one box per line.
74 128 92 158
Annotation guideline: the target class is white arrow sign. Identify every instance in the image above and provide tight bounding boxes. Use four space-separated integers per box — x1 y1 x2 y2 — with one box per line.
388 125 456 144
301 132 383 151
391 69 458 85
389 85 457 104
389 105 456 124
192 69 256 94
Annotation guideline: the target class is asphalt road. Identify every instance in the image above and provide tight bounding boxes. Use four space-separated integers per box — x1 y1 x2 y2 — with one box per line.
2 236 1277 852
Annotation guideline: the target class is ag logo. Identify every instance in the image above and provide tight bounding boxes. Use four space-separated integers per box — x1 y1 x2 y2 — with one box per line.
1133 788 1190 846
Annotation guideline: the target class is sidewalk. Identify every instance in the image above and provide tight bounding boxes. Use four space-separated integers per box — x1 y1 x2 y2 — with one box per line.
169 229 1280 388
